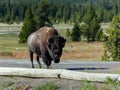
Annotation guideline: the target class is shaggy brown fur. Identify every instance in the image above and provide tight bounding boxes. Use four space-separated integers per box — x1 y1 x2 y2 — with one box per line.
28 27 66 68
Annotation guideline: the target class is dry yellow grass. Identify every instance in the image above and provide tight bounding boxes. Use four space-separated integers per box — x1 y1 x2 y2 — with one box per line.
0 42 104 61
61 42 104 60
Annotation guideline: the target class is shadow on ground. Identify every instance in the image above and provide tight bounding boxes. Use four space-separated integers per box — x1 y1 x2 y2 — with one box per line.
66 67 108 71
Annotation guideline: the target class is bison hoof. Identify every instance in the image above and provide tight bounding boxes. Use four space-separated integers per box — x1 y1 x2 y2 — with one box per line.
47 66 52 69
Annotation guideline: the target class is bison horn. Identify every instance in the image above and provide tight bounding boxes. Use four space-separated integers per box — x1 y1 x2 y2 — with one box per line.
64 37 67 42
61 37 66 43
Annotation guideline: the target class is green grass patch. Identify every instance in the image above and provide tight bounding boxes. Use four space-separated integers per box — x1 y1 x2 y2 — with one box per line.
79 79 120 90
0 33 27 53
0 81 14 90
35 83 59 90
102 78 120 90
80 80 97 90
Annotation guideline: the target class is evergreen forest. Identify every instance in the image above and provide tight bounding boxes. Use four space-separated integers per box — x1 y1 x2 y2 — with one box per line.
0 0 120 24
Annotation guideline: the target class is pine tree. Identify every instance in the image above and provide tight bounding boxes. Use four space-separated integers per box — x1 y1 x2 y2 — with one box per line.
90 17 101 41
95 28 103 41
71 23 81 41
4 1 11 23
65 28 71 41
102 14 120 61
82 2 101 42
35 1 52 29
19 7 36 43
97 8 104 22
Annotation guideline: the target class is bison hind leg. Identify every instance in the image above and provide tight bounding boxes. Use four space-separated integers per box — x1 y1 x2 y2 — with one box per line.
36 55 42 68
29 50 34 68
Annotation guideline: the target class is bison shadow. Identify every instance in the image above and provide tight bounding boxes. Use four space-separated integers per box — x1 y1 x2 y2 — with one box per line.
66 67 108 71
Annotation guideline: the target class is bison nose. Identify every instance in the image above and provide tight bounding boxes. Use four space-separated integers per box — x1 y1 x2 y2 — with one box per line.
54 59 60 63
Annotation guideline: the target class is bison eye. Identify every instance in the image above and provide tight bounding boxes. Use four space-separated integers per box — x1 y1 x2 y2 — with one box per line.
47 38 54 44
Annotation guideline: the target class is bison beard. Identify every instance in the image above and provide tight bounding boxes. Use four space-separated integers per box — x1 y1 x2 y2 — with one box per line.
27 27 66 69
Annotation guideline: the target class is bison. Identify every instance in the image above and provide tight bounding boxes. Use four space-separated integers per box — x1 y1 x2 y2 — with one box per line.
27 27 66 68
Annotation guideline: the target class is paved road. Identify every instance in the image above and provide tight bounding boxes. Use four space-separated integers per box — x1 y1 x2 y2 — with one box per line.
0 59 119 73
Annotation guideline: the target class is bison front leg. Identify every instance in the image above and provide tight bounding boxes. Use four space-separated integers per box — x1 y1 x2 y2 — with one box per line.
47 66 52 69
46 61 52 69
36 55 42 68
42 55 52 69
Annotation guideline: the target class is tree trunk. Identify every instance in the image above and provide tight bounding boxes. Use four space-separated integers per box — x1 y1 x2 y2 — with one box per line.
0 67 119 82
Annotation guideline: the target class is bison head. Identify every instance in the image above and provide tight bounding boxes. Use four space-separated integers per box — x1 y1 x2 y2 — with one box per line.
47 36 66 63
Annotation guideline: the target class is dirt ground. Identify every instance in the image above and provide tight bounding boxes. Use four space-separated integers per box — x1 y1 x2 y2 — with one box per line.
0 76 107 90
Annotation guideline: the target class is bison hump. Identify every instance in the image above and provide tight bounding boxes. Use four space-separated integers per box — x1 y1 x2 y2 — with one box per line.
42 27 58 36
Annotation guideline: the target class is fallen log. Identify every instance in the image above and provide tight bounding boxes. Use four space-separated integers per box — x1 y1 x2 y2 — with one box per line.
0 67 62 78
60 70 120 82
0 67 119 82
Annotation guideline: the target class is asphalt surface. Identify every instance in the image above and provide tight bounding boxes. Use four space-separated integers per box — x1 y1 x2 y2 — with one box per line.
0 59 119 73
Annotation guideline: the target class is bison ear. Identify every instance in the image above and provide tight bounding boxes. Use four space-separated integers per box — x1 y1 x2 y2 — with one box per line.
61 37 66 47
47 37 54 45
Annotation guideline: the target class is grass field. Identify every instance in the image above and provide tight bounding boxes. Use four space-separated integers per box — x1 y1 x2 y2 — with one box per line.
0 23 22 33
63 41 104 60
0 23 106 60
0 33 104 60
0 33 27 59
